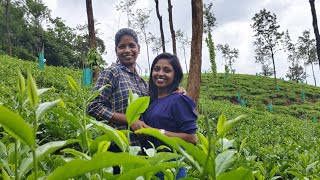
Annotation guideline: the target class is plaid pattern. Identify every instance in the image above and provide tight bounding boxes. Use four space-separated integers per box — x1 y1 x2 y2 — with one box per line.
87 63 148 146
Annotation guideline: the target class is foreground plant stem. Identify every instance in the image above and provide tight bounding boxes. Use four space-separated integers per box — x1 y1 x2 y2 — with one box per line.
32 112 38 180
14 140 18 180
82 100 89 152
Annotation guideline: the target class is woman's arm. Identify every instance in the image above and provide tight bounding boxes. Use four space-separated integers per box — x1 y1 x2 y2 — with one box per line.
159 129 197 144
111 112 150 130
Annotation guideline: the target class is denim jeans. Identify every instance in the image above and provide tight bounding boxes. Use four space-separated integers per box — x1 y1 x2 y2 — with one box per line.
156 167 187 180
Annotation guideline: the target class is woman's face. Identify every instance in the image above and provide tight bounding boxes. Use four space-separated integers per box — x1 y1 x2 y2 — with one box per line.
116 35 140 68
152 59 175 90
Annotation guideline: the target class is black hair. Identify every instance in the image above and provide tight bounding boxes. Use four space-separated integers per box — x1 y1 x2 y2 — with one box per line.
114 28 139 47
149 53 183 102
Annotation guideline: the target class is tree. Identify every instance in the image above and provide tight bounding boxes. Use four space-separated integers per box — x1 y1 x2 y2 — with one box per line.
254 38 273 76
25 0 50 54
251 9 284 89
86 0 96 48
86 0 101 83
167 0 176 55
132 8 152 71
217 44 239 74
309 0 320 72
203 2 217 77
176 29 191 74
297 30 318 86
154 0 166 52
4 0 12 55
187 0 203 109
149 33 162 55
283 30 305 83
116 0 137 28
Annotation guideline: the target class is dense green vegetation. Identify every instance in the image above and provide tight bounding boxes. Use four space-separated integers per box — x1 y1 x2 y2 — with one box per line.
1 55 320 179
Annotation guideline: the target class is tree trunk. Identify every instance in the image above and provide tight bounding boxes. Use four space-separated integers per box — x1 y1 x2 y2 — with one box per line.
144 32 151 71
154 0 166 53
183 47 188 74
167 0 176 55
311 62 317 86
86 0 96 48
309 0 320 72
86 0 98 83
187 0 203 110
271 50 278 89
5 0 12 56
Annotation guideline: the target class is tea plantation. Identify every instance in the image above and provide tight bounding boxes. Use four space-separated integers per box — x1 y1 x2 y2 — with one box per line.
0 55 319 179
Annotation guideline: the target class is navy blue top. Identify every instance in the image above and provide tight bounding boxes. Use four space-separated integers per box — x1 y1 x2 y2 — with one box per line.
142 93 198 148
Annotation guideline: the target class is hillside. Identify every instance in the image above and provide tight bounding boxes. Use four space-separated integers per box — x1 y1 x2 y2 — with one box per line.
199 73 320 120
1 55 320 178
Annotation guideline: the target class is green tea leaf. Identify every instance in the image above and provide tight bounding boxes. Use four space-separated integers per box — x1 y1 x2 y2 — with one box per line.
217 167 254 180
218 114 246 137
286 171 304 178
239 137 248 154
86 84 110 103
17 69 25 93
89 135 112 154
46 152 149 180
118 162 178 180
36 88 53 96
61 148 91 160
198 132 209 155
270 165 279 178
0 105 34 147
215 150 236 176
116 130 129 147
90 120 128 152
136 128 206 175
27 71 38 108
217 112 227 136
306 161 319 173
19 139 78 179
23 88 54 106
146 152 181 165
128 89 139 105
36 99 63 119
2 167 11 180
66 75 79 93
50 108 82 130
126 96 150 125
97 141 111 153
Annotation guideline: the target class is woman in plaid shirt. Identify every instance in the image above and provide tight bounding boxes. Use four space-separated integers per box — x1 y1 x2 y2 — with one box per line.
87 28 150 147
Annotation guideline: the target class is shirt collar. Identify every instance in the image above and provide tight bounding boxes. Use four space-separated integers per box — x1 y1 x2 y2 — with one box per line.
112 63 138 75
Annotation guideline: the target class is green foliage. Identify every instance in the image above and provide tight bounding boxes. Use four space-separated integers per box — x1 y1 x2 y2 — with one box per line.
85 47 103 68
251 8 284 87
283 30 305 82
217 44 239 73
0 1 106 68
0 56 320 179
0 105 35 147
206 32 217 77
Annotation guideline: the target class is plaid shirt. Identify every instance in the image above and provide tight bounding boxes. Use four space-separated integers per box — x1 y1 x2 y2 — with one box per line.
87 63 148 146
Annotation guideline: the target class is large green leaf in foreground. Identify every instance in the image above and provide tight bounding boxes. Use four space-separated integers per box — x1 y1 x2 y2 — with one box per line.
0 105 34 147
46 152 149 180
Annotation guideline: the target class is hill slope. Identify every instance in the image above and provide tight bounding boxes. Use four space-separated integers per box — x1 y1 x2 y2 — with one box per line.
1 55 320 177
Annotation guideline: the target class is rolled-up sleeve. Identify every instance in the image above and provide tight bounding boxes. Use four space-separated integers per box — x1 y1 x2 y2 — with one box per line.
87 69 117 121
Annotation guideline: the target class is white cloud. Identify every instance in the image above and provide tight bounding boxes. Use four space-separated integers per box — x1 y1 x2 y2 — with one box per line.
42 0 320 86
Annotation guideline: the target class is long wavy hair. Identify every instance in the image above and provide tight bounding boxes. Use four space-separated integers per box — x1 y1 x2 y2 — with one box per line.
149 53 183 102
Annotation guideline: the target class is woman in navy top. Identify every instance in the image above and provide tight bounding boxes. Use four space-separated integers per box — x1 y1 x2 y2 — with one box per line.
142 53 198 179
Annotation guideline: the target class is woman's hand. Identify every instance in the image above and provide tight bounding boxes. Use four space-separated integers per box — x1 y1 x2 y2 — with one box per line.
130 120 150 131
175 87 187 95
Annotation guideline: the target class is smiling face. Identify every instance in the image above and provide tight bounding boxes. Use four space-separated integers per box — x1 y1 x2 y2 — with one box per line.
152 59 175 92
116 35 140 70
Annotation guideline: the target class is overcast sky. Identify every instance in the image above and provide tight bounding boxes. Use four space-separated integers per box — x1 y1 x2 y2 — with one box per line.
42 0 320 86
